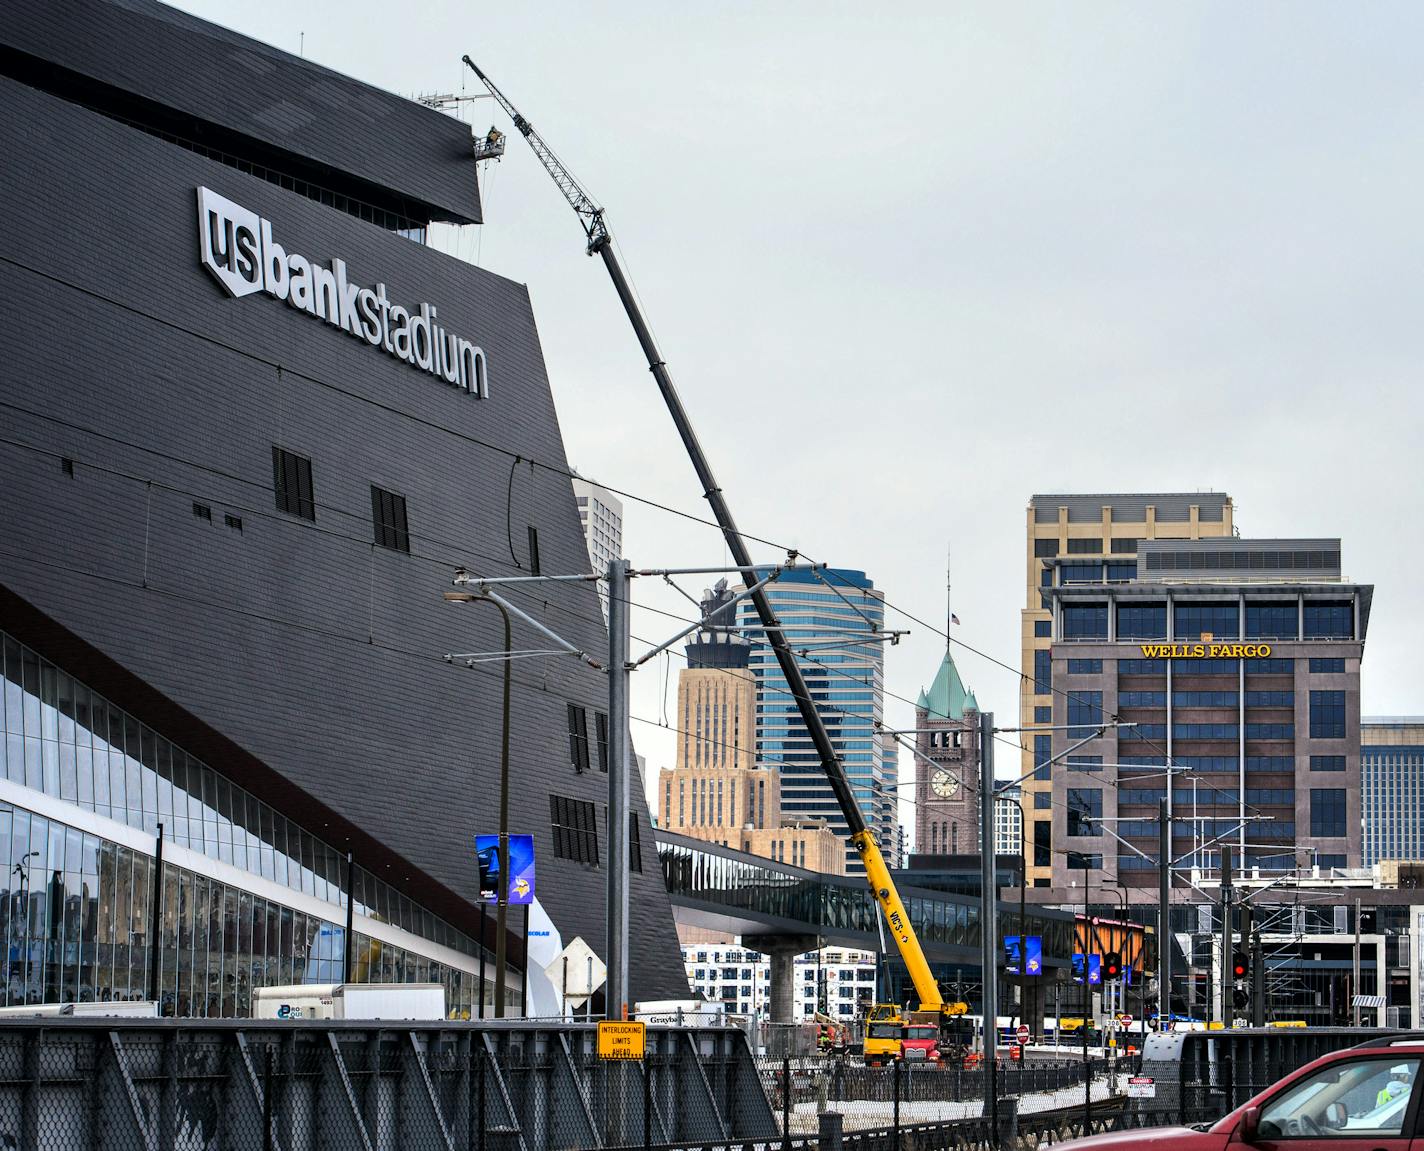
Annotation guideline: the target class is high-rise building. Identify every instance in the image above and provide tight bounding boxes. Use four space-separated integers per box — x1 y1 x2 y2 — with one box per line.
658 583 843 873
571 476 624 574
737 568 892 874
995 783 1023 857
1043 536 1371 887
880 731 906 865
912 652 980 856
571 476 623 621
1362 718 1424 867
1021 494 1236 886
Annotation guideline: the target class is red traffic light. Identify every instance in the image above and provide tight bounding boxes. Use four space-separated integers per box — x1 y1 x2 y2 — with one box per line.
1104 954 1122 979
1231 951 1249 979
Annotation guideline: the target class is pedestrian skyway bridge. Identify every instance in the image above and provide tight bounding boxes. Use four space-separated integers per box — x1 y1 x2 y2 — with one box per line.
655 829 1078 967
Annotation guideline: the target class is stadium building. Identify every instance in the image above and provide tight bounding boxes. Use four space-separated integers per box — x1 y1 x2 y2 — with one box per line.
0 0 684 1014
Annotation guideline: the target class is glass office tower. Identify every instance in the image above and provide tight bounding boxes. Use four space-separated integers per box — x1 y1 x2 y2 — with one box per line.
1362 718 1424 867
737 568 892 874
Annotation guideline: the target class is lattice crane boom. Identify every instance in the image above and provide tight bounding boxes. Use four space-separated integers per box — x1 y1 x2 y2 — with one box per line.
462 57 607 252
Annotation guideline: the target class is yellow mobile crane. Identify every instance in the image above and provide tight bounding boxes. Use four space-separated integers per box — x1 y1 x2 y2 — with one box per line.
463 58 959 1029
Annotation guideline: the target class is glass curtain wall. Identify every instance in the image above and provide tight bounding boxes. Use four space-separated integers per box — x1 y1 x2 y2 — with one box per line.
0 631 501 1016
0 800 483 1017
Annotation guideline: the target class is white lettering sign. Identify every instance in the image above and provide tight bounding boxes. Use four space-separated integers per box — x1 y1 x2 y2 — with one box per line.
196 187 488 397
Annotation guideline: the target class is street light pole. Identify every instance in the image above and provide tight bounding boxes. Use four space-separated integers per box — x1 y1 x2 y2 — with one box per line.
978 711 999 1145
444 586 514 1018
606 558 632 1020
1158 797 1170 1030
13 851 38 1000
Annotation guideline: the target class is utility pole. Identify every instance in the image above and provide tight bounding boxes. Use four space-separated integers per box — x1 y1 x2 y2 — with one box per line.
978 711 999 1144
1158 798 1170 1028
1352 896 1361 1028
1251 923 1265 1028
1240 901 1255 1027
606 558 631 1020
1219 846 1233 1027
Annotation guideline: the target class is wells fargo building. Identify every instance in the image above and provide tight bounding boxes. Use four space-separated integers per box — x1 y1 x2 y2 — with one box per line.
0 0 684 1013
1041 537 1370 889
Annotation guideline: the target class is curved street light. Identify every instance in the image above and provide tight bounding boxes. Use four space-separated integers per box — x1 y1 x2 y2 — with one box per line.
444 582 513 1019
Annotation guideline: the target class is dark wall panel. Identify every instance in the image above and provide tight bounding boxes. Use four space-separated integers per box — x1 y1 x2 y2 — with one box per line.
0 75 686 999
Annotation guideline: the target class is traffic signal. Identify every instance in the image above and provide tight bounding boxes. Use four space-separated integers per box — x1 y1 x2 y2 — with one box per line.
1104 954 1122 980
1231 951 1249 980
1232 987 1250 1010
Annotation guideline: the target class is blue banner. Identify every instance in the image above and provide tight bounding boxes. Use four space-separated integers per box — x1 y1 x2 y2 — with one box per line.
475 834 536 905
1004 935 1043 976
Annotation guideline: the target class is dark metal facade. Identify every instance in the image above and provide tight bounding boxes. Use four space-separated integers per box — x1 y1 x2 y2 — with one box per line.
0 2 686 1007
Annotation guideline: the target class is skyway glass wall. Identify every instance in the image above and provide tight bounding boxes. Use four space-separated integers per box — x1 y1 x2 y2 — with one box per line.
0 630 501 1015
658 835 1074 961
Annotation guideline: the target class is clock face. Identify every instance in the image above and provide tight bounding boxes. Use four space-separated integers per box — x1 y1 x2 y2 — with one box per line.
931 769 959 799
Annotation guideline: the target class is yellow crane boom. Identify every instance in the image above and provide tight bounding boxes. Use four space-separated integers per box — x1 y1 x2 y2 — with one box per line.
463 57 948 1015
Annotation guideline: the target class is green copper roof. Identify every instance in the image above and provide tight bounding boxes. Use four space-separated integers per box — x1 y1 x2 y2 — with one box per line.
916 652 979 720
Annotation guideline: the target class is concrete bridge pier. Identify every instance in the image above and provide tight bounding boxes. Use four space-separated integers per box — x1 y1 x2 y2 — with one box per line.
746 934 820 1023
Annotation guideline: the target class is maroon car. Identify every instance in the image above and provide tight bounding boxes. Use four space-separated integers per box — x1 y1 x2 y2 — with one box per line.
1059 1037 1424 1151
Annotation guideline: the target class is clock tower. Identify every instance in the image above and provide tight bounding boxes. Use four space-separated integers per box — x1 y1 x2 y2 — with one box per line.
913 652 980 857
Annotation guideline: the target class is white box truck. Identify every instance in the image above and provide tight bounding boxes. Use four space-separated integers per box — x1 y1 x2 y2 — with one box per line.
251 983 446 1021
633 1000 725 1027
0 1001 160 1018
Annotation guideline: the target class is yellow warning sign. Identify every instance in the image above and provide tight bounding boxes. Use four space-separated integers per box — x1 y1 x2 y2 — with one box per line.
597 1020 646 1061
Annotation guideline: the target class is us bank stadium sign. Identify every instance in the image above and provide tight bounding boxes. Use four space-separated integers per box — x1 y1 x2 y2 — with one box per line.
196 187 489 397
1139 643 1273 658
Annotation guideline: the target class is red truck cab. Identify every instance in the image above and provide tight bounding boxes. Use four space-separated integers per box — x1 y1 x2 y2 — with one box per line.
901 1020 941 1065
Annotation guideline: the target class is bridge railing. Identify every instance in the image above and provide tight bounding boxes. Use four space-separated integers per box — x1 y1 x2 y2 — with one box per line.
0 1018 777 1150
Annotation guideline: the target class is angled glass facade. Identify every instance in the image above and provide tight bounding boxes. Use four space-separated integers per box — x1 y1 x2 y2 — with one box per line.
0 629 500 1015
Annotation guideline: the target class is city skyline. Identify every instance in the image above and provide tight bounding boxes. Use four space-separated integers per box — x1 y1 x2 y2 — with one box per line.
168 0 1424 829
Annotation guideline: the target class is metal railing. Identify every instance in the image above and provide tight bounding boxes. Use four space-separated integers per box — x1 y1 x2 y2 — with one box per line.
0 1018 775 1150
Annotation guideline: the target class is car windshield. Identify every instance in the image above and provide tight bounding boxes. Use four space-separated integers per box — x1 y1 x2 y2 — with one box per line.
906 1027 937 1040
867 1024 899 1039
1255 1057 1420 1139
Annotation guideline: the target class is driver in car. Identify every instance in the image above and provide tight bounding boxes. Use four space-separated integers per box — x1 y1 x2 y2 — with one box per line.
1374 1066 1412 1109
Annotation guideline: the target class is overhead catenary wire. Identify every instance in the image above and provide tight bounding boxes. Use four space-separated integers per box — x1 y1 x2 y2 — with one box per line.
0 256 1251 808
0 248 1312 796
6 400 1269 840
0 257 1293 862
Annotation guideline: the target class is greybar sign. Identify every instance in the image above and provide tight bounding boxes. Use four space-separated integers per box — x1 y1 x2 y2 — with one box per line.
196 187 488 397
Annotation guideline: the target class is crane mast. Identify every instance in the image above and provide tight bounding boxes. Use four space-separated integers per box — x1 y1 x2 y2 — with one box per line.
462 58 947 1015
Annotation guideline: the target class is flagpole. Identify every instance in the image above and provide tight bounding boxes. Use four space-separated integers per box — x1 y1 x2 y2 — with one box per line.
945 544 960 630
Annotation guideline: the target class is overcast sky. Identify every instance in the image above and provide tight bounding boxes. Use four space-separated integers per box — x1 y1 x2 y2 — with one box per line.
176 1 1424 835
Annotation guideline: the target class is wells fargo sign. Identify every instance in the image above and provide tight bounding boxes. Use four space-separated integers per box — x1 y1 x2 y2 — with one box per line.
1139 643 1273 659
